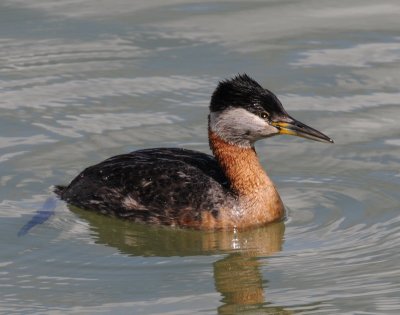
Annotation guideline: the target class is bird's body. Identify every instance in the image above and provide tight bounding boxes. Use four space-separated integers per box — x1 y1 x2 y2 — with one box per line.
56 147 236 228
56 74 333 230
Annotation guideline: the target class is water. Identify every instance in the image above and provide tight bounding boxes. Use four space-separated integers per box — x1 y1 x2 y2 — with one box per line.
1 0 400 314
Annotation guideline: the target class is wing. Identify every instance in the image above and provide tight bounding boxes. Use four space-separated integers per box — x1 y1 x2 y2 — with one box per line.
57 148 232 226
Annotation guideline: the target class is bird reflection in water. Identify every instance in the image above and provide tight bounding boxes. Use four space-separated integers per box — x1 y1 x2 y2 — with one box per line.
70 206 292 314
214 228 288 315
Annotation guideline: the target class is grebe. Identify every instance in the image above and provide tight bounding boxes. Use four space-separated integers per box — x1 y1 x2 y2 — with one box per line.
55 74 333 230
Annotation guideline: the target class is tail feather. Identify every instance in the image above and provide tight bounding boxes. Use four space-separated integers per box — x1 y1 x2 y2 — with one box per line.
54 185 66 197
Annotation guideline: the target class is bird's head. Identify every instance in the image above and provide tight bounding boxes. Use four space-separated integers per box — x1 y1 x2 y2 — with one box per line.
209 74 333 147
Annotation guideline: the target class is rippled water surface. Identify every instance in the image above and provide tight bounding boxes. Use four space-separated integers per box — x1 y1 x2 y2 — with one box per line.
1 1 400 314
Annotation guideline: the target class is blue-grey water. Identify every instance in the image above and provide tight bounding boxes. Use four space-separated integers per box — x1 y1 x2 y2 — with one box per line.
1 1 400 314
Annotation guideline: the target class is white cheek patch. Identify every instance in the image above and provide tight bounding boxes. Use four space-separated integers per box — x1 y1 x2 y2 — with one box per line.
209 108 279 146
210 108 263 131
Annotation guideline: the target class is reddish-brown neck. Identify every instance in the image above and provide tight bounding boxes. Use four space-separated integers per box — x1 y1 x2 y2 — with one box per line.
209 130 274 195
209 130 284 226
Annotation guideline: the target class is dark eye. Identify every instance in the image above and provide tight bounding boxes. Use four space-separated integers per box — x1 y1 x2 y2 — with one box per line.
260 112 269 119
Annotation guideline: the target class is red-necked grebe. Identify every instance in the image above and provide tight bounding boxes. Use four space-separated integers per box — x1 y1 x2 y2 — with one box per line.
55 74 333 229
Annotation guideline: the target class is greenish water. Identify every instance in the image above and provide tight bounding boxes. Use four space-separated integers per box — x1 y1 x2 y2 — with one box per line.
1 1 400 314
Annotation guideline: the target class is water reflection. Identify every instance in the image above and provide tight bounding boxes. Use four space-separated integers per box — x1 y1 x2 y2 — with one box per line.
71 207 291 314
